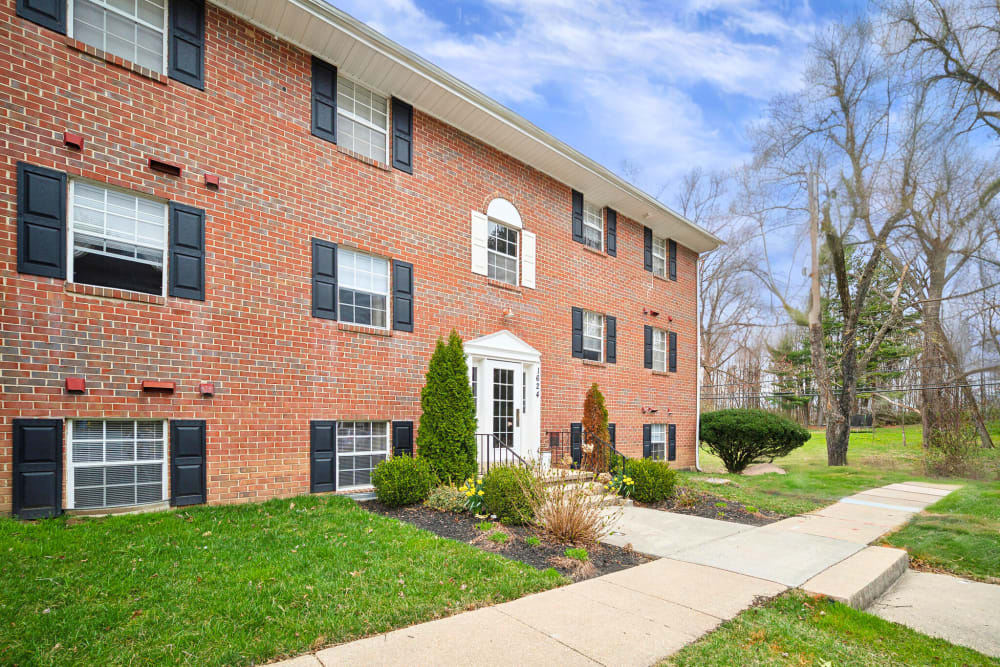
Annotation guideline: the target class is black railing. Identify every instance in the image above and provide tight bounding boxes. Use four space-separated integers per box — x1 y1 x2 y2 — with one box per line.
546 430 631 473
476 433 528 473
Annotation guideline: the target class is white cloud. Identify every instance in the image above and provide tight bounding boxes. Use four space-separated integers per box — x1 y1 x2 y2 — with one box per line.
329 0 822 190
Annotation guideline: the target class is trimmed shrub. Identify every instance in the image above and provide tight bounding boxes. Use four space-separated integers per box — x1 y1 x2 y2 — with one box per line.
699 408 810 474
481 465 536 525
424 484 468 513
416 331 478 483
582 383 609 473
625 459 677 503
372 456 435 507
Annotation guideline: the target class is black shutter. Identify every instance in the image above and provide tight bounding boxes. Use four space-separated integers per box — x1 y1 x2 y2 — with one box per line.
669 331 678 372
668 424 677 461
643 226 653 272
168 202 206 300
571 190 584 243
310 421 337 493
311 57 337 143
644 325 653 369
312 239 337 320
392 260 414 332
16 0 65 34
669 239 677 280
571 307 584 358
12 419 62 519
570 422 582 468
608 424 616 447
606 208 617 256
642 424 652 459
392 421 414 457
605 315 617 364
168 0 205 89
17 162 66 279
391 98 413 173
170 420 206 506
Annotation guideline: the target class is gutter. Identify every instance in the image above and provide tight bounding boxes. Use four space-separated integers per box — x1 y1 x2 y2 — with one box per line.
695 256 702 472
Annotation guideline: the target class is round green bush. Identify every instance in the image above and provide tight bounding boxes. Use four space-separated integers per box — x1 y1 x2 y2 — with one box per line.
699 408 810 474
625 459 677 503
481 465 536 525
372 456 436 507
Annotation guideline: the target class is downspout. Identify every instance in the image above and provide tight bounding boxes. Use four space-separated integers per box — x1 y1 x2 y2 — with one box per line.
695 256 702 471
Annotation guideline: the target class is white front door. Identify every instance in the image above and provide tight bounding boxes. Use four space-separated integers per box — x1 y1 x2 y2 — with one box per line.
485 359 522 455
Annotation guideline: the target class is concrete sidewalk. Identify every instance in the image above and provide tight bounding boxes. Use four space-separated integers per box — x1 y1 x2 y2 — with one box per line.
272 481 965 666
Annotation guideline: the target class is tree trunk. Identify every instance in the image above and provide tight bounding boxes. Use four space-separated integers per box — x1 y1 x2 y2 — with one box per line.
920 263 948 450
826 415 850 466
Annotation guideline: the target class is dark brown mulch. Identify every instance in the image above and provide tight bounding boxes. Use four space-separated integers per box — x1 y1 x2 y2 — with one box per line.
366 501 654 580
634 487 785 526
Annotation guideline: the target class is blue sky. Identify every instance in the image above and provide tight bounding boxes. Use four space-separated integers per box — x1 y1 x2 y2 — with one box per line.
330 0 864 201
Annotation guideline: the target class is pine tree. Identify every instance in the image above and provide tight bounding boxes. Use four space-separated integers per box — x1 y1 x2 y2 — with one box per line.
416 330 478 483
582 383 610 472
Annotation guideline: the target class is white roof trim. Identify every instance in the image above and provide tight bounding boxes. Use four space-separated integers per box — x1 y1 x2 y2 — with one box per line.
465 330 541 364
210 0 723 253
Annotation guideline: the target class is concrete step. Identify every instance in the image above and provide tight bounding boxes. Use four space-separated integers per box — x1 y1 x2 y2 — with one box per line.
801 546 909 609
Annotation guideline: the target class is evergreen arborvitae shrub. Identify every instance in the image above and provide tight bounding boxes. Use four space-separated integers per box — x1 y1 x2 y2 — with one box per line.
699 408 810 474
625 459 677 503
481 464 536 525
416 331 478 483
371 456 436 507
582 383 609 472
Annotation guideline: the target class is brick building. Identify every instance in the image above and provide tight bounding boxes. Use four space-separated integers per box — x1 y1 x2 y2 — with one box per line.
2 0 721 518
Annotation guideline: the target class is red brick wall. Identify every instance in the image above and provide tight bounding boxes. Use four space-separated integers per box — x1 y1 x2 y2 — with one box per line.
0 1 700 512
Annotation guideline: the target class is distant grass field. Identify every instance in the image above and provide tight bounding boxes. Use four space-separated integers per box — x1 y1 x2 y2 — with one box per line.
680 423 1000 580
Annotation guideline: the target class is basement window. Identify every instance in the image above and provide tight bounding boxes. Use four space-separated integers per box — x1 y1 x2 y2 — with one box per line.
337 421 389 490
68 419 167 509
70 180 167 295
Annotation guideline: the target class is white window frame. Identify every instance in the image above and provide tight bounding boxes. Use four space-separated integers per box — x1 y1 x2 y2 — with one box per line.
649 424 666 461
582 310 604 362
652 235 667 278
336 75 391 164
67 178 170 297
582 200 603 251
68 0 169 74
487 219 519 286
652 328 668 372
336 421 390 491
65 419 169 510
336 246 391 330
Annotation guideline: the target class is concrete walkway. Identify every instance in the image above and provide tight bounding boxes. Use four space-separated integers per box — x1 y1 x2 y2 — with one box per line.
272 481 968 666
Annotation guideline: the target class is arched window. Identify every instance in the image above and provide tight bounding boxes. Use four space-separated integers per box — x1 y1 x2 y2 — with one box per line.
485 199 522 286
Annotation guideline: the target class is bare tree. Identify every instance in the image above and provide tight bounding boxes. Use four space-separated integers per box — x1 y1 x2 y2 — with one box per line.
745 20 915 465
881 0 1000 142
669 169 762 391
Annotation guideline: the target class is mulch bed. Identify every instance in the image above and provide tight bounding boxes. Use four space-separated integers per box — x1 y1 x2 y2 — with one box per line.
366 501 654 580
635 487 785 526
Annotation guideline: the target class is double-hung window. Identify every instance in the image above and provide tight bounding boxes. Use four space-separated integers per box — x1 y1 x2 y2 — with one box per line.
68 420 167 509
71 0 167 73
652 328 668 372
70 180 168 295
649 424 666 460
487 220 518 285
652 235 668 277
582 310 604 362
338 247 390 328
337 421 389 489
582 200 603 251
337 78 389 163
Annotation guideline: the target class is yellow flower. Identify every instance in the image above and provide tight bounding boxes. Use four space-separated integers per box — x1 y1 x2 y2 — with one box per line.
477 490 484 496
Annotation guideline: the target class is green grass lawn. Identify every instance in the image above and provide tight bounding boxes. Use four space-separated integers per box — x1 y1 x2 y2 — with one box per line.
663 591 999 666
681 424 1000 579
0 495 564 666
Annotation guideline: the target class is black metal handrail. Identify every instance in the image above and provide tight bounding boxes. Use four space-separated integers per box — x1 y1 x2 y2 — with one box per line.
476 433 528 473
546 429 631 472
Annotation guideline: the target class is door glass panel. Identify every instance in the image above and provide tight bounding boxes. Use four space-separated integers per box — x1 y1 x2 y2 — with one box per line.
492 368 514 448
